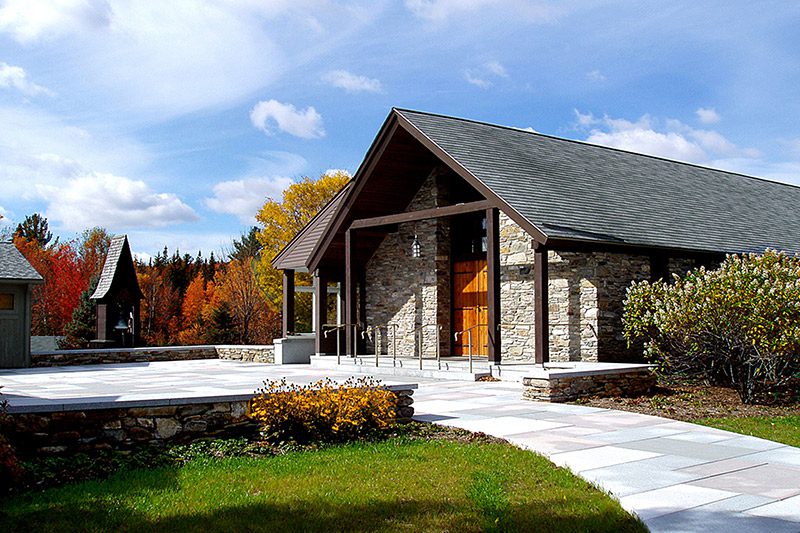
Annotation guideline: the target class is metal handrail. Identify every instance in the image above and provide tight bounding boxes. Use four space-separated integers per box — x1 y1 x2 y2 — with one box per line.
323 323 360 364
412 323 442 370
361 323 399 367
454 323 487 373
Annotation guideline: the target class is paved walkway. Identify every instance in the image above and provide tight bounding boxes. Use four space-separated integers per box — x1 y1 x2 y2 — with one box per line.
2 360 799 531
413 380 800 533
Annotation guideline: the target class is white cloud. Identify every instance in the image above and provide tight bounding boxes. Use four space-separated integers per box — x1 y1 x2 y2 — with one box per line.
587 69 606 82
575 110 759 165
322 70 382 93
0 106 151 200
0 62 54 96
205 176 293 224
39 173 198 231
406 0 561 22
250 99 325 139
464 60 509 89
696 107 721 124
0 0 112 43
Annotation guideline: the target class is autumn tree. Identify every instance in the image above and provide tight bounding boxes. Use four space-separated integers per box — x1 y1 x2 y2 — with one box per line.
216 259 279 344
14 234 83 335
178 272 216 345
255 171 349 332
78 227 112 282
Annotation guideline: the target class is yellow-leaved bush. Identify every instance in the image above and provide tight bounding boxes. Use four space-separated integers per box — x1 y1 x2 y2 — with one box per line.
248 377 396 443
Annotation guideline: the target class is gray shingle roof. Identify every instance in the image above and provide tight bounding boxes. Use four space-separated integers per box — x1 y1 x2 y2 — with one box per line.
272 183 350 270
90 235 128 299
0 242 43 282
396 109 800 255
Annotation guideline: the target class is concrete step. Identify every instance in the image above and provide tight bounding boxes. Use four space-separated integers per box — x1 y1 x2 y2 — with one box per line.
309 355 491 381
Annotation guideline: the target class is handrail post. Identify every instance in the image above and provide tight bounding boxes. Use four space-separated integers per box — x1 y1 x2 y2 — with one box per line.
392 324 397 367
336 326 341 365
418 327 423 370
436 325 441 370
468 329 473 374
375 326 379 367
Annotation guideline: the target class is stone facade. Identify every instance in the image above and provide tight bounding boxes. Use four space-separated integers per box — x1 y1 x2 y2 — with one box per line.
365 169 451 358
548 250 651 363
522 370 656 402
31 345 274 367
360 176 702 364
7 389 415 455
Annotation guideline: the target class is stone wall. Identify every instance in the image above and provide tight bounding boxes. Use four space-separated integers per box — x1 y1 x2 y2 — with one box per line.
549 250 651 363
31 345 274 367
7 389 416 455
365 169 450 357
215 345 275 363
499 212 537 361
522 370 656 402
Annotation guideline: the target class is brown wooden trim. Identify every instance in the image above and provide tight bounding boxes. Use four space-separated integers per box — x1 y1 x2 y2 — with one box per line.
486 208 501 364
282 269 295 337
345 230 357 356
308 118 400 272
349 200 492 230
394 112 549 245
533 244 549 364
313 270 328 354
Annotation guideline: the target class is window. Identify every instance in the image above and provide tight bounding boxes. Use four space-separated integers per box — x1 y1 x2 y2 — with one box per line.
0 293 13 310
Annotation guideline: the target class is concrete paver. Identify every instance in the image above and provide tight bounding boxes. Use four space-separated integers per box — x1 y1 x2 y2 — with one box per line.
2 360 799 532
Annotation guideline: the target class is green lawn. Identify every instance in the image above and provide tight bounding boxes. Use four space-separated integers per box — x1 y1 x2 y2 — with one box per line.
2 439 644 532
698 415 800 448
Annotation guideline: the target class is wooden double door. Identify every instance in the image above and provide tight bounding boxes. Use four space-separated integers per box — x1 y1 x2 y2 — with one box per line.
453 259 488 356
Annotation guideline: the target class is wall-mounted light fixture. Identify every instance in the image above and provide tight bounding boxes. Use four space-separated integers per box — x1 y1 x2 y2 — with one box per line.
411 233 421 258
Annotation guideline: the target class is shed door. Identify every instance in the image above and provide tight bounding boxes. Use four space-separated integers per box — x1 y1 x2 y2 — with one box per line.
0 286 25 368
453 259 488 356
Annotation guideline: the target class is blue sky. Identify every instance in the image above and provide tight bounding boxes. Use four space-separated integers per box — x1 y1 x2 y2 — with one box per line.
0 1 799 258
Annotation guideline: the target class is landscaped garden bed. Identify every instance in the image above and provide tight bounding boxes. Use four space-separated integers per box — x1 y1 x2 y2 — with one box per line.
572 377 800 447
0 423 646 532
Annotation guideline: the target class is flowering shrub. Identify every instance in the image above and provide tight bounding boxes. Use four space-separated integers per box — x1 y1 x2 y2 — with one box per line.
248 377 396 443
0 387 23 493
624 249 800 404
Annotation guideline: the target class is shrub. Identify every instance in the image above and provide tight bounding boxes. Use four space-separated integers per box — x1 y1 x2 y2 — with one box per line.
624 249 800 404
248 377 396 443
0 387 23 493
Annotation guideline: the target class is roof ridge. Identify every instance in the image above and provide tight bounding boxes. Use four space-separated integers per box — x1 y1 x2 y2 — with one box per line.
393 107 800 192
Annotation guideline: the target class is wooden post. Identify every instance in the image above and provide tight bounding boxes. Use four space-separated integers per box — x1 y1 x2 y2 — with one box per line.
314 270 329 354
345 230 357 356
486 208 501 364
534 244 549 364
282 269 295 337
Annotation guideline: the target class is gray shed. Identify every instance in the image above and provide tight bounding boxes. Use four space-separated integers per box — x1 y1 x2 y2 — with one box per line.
0 242 43 368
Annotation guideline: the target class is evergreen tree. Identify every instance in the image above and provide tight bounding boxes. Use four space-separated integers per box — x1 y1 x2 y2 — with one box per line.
230 226 261 261
59 277 99 349
15 213 56 248
204 303 237 344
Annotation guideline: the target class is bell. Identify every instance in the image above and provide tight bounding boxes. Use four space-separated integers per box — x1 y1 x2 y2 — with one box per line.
114 317 129 331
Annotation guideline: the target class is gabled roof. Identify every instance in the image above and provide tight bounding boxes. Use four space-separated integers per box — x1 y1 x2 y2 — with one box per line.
272 182 351 271
392 109 800 255
91 235 143 300
0 242 43 283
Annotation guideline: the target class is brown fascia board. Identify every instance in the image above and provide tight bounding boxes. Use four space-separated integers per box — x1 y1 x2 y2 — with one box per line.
271 183 349 271
392 111 549 245
307 113 401 272
309 109 552 272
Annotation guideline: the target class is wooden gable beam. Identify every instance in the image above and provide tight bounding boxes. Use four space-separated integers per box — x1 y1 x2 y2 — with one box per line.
349 200 491 230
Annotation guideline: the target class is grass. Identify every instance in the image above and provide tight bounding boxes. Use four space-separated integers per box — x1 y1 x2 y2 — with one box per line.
698 414 800 448
1 439 645 533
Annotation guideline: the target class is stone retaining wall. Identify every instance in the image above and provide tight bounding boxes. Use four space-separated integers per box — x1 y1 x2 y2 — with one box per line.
30 345 274 367
7 389 415 455
522 371 656 402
